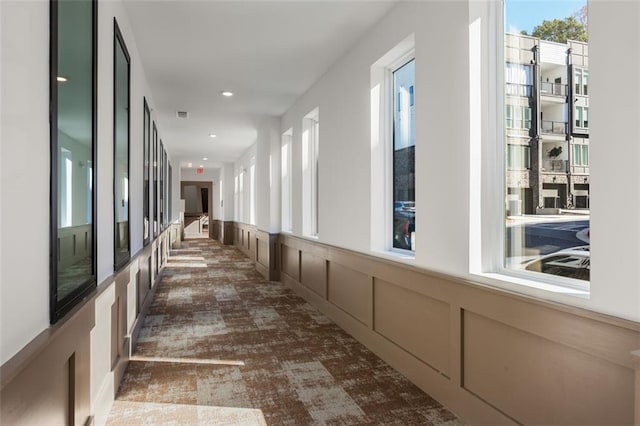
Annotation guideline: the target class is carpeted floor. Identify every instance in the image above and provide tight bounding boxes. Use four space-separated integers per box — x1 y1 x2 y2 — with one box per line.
106 239 462 425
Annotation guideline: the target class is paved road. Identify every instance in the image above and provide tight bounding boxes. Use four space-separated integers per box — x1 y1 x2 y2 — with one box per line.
506 219 589 257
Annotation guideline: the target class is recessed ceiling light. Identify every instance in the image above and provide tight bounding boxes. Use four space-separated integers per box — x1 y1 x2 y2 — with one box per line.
57 76 68 82
199 165 204 168
203 157 208 161
221 91 233 97
208 134 217 138
187 162 193 168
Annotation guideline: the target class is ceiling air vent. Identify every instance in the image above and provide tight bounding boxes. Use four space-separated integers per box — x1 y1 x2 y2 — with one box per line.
176 111 189 119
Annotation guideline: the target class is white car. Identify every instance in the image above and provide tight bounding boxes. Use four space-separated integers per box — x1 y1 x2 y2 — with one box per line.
521 246 590 281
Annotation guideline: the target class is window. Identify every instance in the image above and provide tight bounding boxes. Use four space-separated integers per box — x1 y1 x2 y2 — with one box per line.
234 175 239 221
153 122 158 237
250 163 256 225
505 105 532 129
507 145 531 170
143 98 150 245
503 0 590 287
159 141 164 230
281 129 293 232
392 59 415 251
50 0 96 323
575 68 588 95
573 144 589 166
575 106 589 128
239 171 244 222
302 109 319 236
114 20 131 271
168 163 172 223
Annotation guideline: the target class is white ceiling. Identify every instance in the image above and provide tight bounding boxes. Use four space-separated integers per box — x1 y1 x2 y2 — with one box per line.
123 0 397 170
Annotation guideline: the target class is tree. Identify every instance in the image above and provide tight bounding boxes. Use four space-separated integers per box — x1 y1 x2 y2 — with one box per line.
574 4 588 34
531 16 588 43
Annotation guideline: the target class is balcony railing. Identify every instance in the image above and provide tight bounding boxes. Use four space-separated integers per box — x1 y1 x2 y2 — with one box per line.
542 159 567 172
540 81 567 97
505 83 533 97
541 120 567 134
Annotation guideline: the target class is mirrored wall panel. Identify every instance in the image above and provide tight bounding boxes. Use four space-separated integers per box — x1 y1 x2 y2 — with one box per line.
143 98 150 246
50 0 97 323
160 141 165 229
114 20 130 270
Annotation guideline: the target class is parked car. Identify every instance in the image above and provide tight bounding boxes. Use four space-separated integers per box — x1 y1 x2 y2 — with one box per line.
522 246 590 281
393 208 415 250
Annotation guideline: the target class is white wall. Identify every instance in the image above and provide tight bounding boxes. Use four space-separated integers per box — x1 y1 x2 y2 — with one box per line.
0 0 174 364
278 0 640 321
234 145 257 225
255 116 281 233
221 162 235 221
0 0 50 364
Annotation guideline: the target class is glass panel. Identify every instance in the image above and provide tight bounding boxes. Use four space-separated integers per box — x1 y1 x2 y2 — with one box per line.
53 0 95 311
153 123 158 236
392 59 415 251
114 22 130 269
168 163 172 223
504 0 590 283
159 142 164 229
143 99 150 245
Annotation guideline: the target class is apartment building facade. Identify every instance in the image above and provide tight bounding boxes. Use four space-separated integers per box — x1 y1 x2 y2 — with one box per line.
506 33 589 215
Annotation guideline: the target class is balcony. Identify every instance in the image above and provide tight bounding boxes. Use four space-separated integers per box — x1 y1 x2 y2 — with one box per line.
540 81 567 97
541 120 567 135
542 159 567 173
505 83 533 97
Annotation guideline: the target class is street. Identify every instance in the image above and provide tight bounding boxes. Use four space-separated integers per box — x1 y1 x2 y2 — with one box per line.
506 218 589 258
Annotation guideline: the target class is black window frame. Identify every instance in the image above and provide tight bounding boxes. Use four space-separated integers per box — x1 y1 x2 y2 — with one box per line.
113 19 131 272
143 98 150 246
153 122 158 238
49 0 98 324
159 140 165 230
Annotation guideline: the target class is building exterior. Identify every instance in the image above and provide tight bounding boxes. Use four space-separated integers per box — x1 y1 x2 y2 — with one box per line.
505 33 589 215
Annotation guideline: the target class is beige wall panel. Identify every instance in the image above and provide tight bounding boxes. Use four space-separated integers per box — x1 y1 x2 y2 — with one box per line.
301 251 327 298
282 244 300 281
328 262 371 326
374 279 450 375
257 238 269 267
463 311 634 425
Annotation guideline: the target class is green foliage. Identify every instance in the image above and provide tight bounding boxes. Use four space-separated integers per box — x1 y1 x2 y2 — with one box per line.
531 17 588 43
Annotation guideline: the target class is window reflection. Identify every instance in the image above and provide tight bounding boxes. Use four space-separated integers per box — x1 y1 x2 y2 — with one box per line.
53 0 96 314
114 21 130 270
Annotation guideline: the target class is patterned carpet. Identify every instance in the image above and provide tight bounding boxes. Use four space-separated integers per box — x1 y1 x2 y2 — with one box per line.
107 239 462 425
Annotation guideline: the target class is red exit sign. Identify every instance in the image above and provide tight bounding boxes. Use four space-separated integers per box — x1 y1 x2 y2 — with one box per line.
196 167 204 175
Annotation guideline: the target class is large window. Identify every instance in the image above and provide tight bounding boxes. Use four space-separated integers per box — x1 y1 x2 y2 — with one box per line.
392 59 415 251
505 105 532 130
302 109 319 236
250 162 256 225
575 106 589 128
503 0 590 285
114 20 130 271
50 0 97 323
281 129 293 232
143 98 150 246
159 141 164 230
153 122 158 237
573 144 589 166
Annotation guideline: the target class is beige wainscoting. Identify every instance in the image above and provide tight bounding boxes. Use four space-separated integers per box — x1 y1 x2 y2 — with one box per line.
233 223 279 281
278 233 640 425
0 227 173 426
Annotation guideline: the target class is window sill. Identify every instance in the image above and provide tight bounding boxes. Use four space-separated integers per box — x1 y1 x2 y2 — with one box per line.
370 249 416 265
470 271 590 299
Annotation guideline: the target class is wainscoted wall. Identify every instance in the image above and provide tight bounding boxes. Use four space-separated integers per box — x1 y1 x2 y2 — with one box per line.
233 222 278 281
0 225 178 426
58 224 92 270
278 234 640 425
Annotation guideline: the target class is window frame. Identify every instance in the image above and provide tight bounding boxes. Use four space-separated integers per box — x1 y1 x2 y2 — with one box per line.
471 0 590 294
388 52 416 254
281 128 293 232
143 98 151 246
113 19 131 272
302 108 320 237
152 122 158 238
49 0 98 323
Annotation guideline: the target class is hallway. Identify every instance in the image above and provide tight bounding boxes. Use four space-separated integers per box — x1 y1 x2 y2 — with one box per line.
106 239 462 425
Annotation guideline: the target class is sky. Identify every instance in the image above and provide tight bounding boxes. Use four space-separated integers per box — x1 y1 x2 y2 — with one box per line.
505 0 587 35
